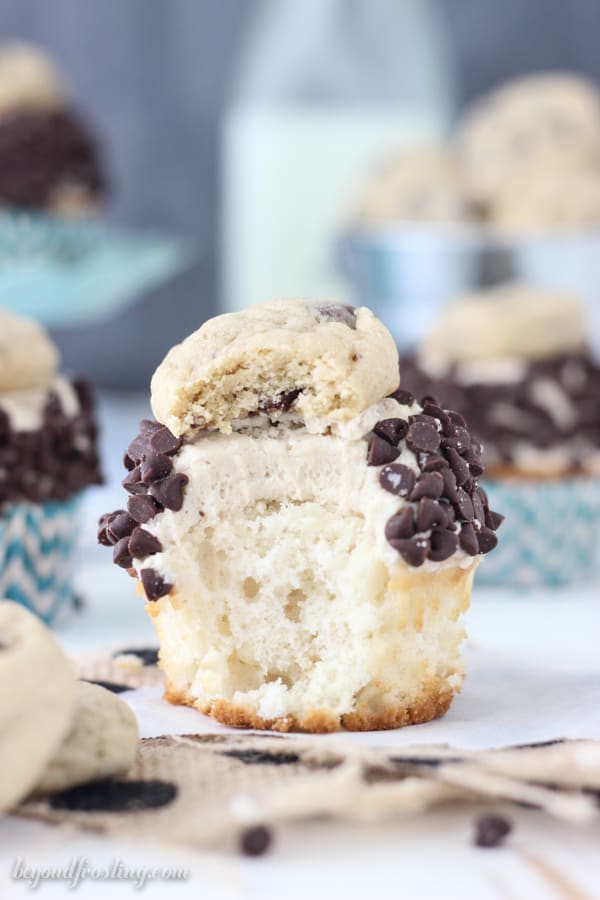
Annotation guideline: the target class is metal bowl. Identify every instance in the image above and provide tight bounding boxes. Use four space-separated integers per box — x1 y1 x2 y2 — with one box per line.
338 224 600 354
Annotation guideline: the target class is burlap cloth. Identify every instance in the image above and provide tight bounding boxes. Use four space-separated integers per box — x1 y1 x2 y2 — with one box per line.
14 646 600 848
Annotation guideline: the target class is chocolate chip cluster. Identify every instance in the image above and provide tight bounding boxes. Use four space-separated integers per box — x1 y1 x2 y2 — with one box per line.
98 420 188 602
368 389 504 567
400 354 600 470
0 379 102 507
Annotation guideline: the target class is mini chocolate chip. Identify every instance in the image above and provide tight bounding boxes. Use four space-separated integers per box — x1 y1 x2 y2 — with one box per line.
140 568 172 601
367 434 400 466
420 394 442 407
389 388 414 406
451 426 470 453
406 421 441 453
417 498 448 531
486 508 505 530
442 467 459 503
128 527 162 559
372 418 408 445
113 537 133 569
454 488 475 521
122 466 145 495
472 490 486 524
428 528 459 562
141 453 173 483
140 419 163 434
97 513 115 546
314 303 356 328
259 388 302 415
410 471 444 501
445 447 470 485
473 814 512 848
113 647 159 666
82 679 131 694
149 473 189 511
418 452 449 472
123 453 136 471
239 824 273 857
127 494 161 524
107 510 136 542
422 403 451 432
459 522 479 556
468 459 485 477
409 413 440 429
150 426 183 455
379 464 415 497
390 536 428 567
385 508 415 541
50 779 177 812
448 410 467 429
477 527 499 554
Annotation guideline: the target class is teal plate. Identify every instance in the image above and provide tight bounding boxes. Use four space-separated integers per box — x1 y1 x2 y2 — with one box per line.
0 213 196 328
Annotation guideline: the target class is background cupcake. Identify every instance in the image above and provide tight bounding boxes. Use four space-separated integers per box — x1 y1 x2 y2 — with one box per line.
0 308 102 622
400 284 600 586
0 42 106 217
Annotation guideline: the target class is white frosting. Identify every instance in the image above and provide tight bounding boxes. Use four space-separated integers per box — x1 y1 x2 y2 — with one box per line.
0 375 79 432
136 400 474 579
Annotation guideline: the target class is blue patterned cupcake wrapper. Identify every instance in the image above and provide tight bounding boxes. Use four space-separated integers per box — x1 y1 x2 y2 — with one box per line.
0 497 81 624
476 477 600 588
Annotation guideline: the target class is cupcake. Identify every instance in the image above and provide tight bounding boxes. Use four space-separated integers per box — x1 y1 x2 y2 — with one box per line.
0 42 106 216
99 300 502 733
0 309 102 621
400 284 600 586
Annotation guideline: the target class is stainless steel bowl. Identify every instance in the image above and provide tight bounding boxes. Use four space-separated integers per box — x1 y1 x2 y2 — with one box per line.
338 225 600 354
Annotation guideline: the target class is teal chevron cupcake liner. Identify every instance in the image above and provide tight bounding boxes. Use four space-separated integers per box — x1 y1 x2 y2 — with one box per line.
476 476 600 588
0 497 81 624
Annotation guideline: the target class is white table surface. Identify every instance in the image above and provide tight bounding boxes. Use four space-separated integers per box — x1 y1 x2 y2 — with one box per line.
2 393 600 899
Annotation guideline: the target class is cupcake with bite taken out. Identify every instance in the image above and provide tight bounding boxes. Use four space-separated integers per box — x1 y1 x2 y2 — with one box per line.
400 284 600 586
99 300 502 733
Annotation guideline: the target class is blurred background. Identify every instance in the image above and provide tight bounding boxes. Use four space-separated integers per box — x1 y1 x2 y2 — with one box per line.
3 0 600 386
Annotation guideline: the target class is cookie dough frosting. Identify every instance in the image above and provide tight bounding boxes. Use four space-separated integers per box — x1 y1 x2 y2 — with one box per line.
402 286 600 476
0 42 105 211
0 309 102 505
100 300 502 733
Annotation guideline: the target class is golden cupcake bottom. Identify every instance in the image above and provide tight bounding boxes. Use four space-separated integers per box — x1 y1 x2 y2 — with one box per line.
143 562 477 733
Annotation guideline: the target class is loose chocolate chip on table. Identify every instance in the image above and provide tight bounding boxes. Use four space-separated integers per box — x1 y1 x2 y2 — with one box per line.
239 824 273 857
417 498 448 532
150 426 183 455
459 522 479 556
388 388 415 407
314 304 356 328
372 418 408 445
127 494 162 524
50 779 177 812
385 508 415 541
113 537 133 570
128 527 162 559
140 568 173 602
389 536 428 567
406 421 441 454
409 471 444 501
112 647 159 666
428 527 459 562
473 814 512 848
379 464 416 497
81 679 132 694
149 473 189 511
477 527 499 554
367 434 400 467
